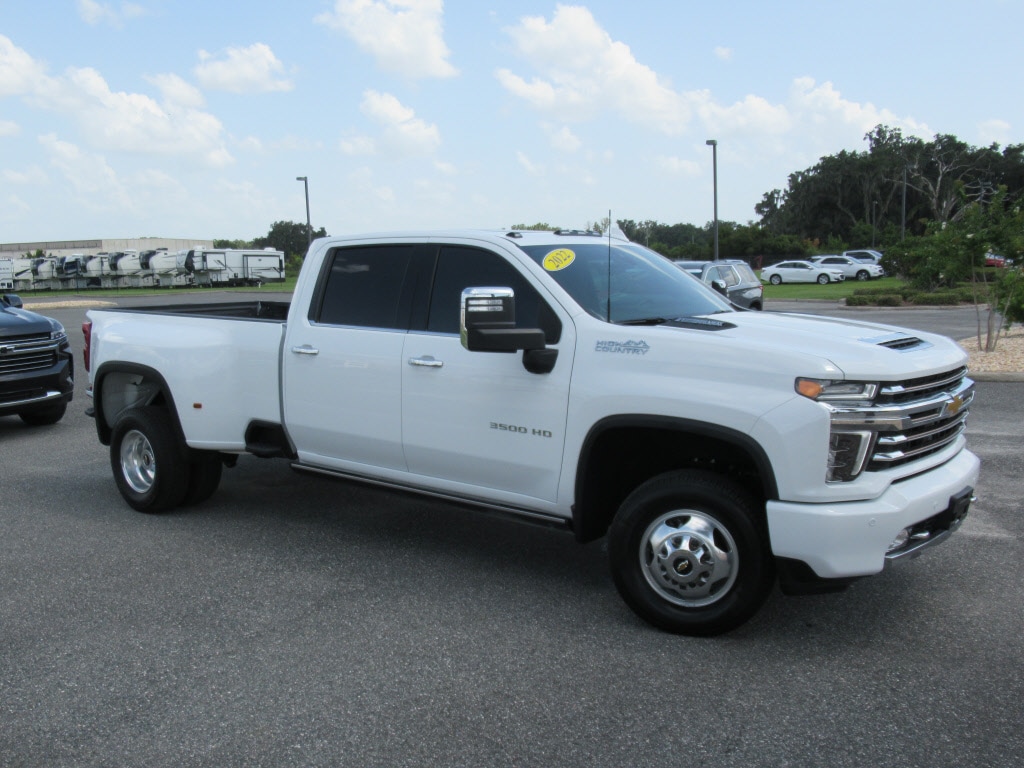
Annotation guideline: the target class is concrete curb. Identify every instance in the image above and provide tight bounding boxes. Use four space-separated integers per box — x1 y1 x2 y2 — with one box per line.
969 372 1024 382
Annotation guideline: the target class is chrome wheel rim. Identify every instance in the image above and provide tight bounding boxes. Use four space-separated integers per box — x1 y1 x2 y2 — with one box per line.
120 428 156 494
639 510 738 608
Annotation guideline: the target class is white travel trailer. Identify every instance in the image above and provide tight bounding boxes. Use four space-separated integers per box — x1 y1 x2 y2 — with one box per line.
108 250 146 287
84 253 115 287
11 258 36 290
32 256 57 282
0 258 13 290
146 249 194 288
189 248 285 287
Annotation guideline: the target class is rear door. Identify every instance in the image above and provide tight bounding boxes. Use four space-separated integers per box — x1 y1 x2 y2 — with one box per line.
282 244 420 472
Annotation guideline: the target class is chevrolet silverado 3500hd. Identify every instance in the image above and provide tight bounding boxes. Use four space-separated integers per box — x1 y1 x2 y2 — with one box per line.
83 229 979 635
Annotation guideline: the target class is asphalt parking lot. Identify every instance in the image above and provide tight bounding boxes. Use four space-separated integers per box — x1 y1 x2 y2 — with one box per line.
2 295 1022 767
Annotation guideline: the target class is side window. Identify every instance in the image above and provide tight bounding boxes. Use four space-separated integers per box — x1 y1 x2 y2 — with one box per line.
721 267 739 287
426 246 561 343
315 245 415 329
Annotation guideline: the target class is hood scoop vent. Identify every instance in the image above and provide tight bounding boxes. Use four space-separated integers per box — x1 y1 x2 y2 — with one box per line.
864 333 930 352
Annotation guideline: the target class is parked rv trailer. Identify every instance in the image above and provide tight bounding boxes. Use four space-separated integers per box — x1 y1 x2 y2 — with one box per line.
0 258 13 290
11 258 36 291
189 248 285 286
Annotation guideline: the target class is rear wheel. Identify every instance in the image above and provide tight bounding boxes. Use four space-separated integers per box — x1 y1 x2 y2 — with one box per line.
816 273 830 285
182 451 223 506
608 470 775 636
110 407 190 513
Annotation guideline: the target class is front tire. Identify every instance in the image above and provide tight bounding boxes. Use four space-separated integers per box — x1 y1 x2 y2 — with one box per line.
110 407 190 513
856 270 869 281
19 401 67 426
608 470 775 636
769 274 782 285
816 273 830 285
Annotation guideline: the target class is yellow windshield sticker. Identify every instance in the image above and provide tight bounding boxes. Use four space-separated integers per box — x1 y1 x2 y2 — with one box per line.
543 248 575 271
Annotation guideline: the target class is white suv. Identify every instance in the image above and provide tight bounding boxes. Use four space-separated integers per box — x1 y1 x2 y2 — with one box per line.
811 255 884 281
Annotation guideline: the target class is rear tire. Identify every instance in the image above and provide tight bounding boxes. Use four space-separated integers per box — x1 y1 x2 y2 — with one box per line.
182 451 223 506
110 407 190 513
608 470 775 636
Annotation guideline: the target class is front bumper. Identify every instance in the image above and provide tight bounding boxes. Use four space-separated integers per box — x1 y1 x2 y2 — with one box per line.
766 448 981 579
0 354 74 417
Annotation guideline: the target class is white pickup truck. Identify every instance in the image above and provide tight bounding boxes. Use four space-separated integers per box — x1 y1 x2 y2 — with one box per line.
83 229 979 635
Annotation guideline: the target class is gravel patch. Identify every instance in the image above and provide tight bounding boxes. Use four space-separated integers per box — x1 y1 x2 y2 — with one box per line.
958 327 1024 374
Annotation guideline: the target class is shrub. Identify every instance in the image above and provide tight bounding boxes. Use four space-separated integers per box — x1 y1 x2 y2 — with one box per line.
907 292 962 305
846 294 903 307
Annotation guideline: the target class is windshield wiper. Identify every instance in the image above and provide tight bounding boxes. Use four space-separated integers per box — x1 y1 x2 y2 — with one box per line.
617 317 669 326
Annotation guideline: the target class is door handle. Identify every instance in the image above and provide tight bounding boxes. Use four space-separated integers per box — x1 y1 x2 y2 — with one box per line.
408 356 443 368
291 345 319 356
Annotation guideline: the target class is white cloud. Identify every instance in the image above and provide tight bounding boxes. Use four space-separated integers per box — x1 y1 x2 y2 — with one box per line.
1 36 232 167
315 0 457 79
1 34 47 95
516 151 543 176
497 5 689 133
714 47 732 61
2 165 47 185
696 91 792 135
146 73 206 109
978 118 1011 146
76 0 145 27
547 124 581 153
352 90 441 156
194 43 293 93
0 119 19 137
789 77 930 139
39 133 134 211
656 156 701 176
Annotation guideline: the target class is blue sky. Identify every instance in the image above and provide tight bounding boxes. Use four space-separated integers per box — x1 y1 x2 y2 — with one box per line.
2 0 1022 243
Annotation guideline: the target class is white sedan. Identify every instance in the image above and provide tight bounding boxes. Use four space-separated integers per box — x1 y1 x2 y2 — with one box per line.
761 260 845 285
811 255 884 280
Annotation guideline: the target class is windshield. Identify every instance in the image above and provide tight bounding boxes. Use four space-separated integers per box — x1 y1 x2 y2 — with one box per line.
518 242 732 323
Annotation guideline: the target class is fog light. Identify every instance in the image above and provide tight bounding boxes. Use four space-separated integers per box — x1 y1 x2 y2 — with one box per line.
888 528 910 553
827 431 873 482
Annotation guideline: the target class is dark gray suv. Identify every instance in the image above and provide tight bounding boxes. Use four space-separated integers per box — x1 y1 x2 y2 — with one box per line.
673 260 764 310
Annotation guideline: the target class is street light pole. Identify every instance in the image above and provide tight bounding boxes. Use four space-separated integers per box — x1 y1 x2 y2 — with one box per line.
296 176 311 250
706 139 719 261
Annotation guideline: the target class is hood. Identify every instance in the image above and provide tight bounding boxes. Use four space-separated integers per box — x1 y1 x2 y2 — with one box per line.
0 303 62 337
701 310 967 380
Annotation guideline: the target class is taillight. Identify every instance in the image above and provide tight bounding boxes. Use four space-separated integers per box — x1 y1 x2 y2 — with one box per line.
82 319 92 372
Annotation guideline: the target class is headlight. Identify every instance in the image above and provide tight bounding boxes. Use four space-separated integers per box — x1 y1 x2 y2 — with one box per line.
798 377 880 483
51 323 68 342
796 378 878 403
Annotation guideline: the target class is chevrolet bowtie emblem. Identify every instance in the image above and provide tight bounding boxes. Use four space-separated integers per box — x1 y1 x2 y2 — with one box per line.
946 394 964 416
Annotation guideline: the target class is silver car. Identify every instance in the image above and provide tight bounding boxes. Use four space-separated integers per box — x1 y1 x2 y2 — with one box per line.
761 260 845 285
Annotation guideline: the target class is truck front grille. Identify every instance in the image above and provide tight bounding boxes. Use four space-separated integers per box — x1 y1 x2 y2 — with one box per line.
828 366 972 477
0 334 61 375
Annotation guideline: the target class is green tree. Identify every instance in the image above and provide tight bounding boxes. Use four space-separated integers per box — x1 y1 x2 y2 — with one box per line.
509 222 558 230
252 220 327 259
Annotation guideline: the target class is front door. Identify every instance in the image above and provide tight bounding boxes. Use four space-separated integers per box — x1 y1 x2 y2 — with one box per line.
401 245 574 504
